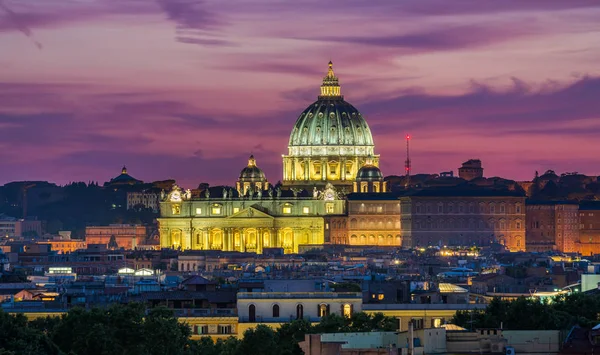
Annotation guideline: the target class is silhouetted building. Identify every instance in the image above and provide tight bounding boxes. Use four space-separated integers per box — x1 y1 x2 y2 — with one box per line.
458 159 484 181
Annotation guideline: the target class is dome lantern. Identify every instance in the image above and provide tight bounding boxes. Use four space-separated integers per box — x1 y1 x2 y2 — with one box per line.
319 61 342 99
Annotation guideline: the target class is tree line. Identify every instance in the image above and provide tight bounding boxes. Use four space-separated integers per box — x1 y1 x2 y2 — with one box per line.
452 292 600 330
0 304 397 355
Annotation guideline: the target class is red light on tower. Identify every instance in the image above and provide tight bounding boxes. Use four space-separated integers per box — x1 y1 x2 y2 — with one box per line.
406 135 410 140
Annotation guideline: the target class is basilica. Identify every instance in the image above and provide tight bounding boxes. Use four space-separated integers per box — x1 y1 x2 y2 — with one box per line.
158 62 392 254
158 62 527 253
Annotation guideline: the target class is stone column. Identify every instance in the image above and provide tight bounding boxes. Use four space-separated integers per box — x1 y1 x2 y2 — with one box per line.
322 158 327 181
182 227 191 250
292 159 297 180
304 159 309 181
203 228 209 250
341 157 346 181
159 228 169 248
240 228 246 253
271 228 277 247
276 229 282 248
257 228 263 255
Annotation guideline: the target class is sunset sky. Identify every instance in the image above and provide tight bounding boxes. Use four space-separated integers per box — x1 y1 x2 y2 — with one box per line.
1 0 599 188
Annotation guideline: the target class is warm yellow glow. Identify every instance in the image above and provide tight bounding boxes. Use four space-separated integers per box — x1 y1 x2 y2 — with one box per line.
320 61 341 97
303 207 310 214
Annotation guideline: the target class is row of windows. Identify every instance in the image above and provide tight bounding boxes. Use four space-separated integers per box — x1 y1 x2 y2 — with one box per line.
186 204 335 216
247 303 353 322
349 218 401 229
413 203 521 215
413 219 522 230
191 325 232 335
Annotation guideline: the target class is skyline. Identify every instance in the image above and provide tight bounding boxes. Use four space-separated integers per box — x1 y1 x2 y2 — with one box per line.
1 0 600 188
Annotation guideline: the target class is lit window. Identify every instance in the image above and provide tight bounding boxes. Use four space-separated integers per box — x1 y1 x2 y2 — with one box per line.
343 304 353 318
303 207 310 214
325 223 329 230
212 206 221 215
326 203 334 214
433 318 442 328
233 207 240 214
283 206 292 214
195 208 202 215
172 205 181 215
376 206 383 213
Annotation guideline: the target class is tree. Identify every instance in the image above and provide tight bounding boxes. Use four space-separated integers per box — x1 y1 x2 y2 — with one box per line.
236 325 280 355
142 307 191 355
0 311 61 355
276 319 312 355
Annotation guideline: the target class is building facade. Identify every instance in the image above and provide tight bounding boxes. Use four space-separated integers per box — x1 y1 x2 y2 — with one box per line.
127 192 160 212
282 62 379 191
85 224 147 250
237 291 362 335
0 215 42 237
400 189 526 251
526 201 579 253
158 184 345 254
577 201 600 256
342 194 401 246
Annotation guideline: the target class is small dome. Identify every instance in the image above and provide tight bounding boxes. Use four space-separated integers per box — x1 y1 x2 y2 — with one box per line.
239 155 266 182
356 165 383 181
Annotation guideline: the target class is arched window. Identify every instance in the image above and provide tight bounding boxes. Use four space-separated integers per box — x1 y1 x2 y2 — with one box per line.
319 303 330 317
296 304 304 320
343 304 353 318
272 304 280 318
249 304 256 322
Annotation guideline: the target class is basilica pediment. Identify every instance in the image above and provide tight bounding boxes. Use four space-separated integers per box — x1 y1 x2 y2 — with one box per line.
227 207 273 219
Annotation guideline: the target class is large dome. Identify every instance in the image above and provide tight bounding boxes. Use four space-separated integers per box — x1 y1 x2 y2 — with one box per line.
289 99 374 147
282 62 379 189
288 61 373 148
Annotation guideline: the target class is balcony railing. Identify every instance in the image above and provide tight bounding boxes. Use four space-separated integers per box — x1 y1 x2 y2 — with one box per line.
237 292 361 299
238 315 321 323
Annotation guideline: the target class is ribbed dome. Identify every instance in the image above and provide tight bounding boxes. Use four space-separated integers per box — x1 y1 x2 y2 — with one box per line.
289 99 374 146
356 165 383 181
239 155 266 182
288 62 374 148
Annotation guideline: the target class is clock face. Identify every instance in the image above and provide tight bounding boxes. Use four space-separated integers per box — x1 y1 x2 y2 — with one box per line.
324 190 335 201
170 191 181 202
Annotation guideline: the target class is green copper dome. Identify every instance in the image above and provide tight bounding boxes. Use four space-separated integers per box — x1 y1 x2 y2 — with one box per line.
288 62 374 147
356 165 383 181
239 155 266 182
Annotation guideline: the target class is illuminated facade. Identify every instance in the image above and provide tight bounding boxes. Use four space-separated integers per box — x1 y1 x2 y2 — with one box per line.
526 201 579 253
158 184 345 254
85 224 147 250
282 62 379 191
